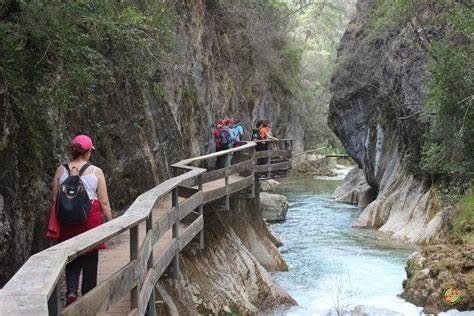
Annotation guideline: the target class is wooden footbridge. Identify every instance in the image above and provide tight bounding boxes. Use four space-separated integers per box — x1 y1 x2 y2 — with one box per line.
0 139 293 315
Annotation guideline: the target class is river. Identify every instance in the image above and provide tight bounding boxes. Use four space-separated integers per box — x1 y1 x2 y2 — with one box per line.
269 174 466 316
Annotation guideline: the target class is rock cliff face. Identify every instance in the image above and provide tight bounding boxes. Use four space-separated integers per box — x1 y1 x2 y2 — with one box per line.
159 196 295 314
328 1 442 244
0 0 303 285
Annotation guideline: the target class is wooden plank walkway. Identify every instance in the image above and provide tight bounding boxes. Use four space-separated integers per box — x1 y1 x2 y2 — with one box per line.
0 140 294 316
99 196 173 315
99 175 246 314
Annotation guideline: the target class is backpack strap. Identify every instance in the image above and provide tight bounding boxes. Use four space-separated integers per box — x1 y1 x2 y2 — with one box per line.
78 162 92 176
63 163 71 175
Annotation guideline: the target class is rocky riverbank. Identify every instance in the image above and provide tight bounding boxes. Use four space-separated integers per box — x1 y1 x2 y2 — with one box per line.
292 154 335 177
402 241 474 313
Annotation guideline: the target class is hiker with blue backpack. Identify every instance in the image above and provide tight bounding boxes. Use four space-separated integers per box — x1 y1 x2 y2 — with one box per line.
232 118 244 146
48 134 113 305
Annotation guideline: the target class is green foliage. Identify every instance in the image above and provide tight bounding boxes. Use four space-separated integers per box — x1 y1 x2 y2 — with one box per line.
0 0 173 112
0 0 174 182
0 0 174 185
287 0 355 149
269 40 304 95
372 0 427 31
452 188 474 244
421 3 473 176
372 0 473 177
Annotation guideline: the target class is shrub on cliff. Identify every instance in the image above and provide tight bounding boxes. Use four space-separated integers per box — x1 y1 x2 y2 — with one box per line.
1 1 173 131
422 4 473 177
0 0 173 194
372 0 473 178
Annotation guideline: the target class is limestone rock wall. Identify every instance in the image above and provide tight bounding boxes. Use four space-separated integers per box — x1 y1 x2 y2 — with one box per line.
0 0 303 285
328 1 443 243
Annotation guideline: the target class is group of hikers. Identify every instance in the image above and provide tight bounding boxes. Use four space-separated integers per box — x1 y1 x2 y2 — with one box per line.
210 118 278 150
46 119 278 305
209 118 278 168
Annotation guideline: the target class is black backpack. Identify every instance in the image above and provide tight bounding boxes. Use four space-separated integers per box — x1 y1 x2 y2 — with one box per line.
56 163 92 224
251 128 260 140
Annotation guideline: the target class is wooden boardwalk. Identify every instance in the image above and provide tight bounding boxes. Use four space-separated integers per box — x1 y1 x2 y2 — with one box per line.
0 140 293 316
99 176 245 314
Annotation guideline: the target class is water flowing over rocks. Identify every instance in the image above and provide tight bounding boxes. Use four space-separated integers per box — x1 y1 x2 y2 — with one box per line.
259 192 289 222
158 196 294 314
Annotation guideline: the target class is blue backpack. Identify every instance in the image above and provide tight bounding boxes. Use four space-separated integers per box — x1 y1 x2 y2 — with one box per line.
229 127 239 142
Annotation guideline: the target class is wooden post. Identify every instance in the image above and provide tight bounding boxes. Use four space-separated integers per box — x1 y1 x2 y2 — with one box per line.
266 142 271 180
47 284 61 315
171 187 180 278
287 140 293 175
197 174 204 249
145 214 156 316
225 153 231 210
130 225 139 309
250 146 256 198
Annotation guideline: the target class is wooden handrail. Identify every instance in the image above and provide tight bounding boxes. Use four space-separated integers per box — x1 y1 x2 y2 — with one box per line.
172 141 256 166
0 139 293 315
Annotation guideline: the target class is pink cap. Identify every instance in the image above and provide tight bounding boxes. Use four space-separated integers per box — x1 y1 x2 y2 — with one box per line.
71 134 95 150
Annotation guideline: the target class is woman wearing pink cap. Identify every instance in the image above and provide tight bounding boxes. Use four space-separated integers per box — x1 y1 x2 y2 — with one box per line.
50 134 113 304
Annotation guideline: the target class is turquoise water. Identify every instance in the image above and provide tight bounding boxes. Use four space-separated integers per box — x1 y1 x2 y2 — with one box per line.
270 176 423 315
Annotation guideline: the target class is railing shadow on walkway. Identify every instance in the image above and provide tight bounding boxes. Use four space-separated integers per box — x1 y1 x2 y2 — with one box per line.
0 139 293 316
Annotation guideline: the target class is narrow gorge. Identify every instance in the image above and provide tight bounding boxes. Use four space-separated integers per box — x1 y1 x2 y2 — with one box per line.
0 0 472 314
329 0 473 313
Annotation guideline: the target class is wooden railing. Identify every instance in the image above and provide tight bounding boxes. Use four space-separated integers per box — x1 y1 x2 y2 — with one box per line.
0 139 293 315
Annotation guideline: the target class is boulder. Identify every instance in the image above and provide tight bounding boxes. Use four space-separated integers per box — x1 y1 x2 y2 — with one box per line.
259 192 289 222
260 179 281 192
332 167 374 208
292 155 336 176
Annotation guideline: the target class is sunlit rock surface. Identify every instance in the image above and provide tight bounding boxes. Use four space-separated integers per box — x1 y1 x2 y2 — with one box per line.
332 167 373 208
259 192 289 222
260 179 281 192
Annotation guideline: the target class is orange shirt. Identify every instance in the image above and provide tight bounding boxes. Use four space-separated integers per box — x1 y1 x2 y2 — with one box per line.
259 127 270 139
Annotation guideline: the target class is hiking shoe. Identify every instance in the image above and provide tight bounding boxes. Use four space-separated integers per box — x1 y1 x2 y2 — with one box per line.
66 291 77 305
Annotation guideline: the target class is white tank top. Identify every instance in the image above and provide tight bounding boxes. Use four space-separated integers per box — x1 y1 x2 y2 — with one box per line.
59 165 99 200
